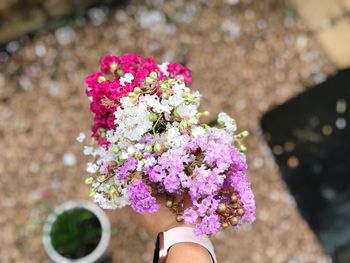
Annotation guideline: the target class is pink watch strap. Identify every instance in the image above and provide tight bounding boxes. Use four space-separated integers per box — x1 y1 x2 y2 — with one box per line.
162 226 217 263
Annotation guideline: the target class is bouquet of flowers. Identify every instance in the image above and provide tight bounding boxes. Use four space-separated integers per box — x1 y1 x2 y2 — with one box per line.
79 54 255 235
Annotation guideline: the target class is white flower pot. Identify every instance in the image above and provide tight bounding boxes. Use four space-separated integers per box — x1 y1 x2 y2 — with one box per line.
43 201 111 263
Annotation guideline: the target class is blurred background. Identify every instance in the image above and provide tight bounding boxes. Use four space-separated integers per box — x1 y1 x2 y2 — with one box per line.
0 0 349 262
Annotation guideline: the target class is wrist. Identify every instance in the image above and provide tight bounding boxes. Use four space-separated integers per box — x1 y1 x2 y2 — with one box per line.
154 226 216 263
166 242 213 263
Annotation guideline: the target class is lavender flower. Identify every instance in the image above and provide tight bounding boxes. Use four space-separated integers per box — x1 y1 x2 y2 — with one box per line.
117 157 137 180
127 180 160 213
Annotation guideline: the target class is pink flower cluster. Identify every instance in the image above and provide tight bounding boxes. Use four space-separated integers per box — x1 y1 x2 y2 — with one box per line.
85 54 192 142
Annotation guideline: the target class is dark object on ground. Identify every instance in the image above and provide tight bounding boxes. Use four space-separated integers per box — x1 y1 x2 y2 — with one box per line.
261 69 350 263
50 208 102 259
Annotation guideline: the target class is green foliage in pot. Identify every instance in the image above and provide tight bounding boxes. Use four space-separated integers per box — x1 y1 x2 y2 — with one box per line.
50 208 102 259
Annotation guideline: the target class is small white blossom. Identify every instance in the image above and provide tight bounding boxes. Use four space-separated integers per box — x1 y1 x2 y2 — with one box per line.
177 103 198 119
86 162 99 173
76 132 86 143
127 146 136 155
106 130 119 144
218 112 237 135
144 156 157 167
83 146 95 156
120 96 134 108
191 126 205 138
144 94 172 113
165 127 183 148
191 91 201 103
120 151 129 160
118 188 130 207
120 73 134 86
136 160 144 171
158 62 169 75
168 82 186 107
114 99 153 141
94 192 118 209
135 143 145 150
117 138 137 153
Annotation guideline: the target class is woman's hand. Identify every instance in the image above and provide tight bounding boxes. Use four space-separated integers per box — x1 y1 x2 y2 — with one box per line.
130 194 188 237
130 194 213 263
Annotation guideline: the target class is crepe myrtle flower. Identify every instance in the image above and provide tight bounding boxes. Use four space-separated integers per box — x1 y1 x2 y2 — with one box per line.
81 54 255 235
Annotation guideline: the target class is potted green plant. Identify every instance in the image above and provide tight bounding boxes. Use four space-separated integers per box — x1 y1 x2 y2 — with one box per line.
43 201 111 263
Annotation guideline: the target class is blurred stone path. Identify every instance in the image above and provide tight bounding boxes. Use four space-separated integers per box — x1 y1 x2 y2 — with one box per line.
291 0 350 68
0 0 339 262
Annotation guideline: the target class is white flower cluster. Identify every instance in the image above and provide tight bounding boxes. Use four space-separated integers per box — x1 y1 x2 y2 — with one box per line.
114 97 153 141
218 112 237 135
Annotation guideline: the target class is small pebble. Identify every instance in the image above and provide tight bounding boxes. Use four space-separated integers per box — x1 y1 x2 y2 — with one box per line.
55 26 76 46
63 152 77 167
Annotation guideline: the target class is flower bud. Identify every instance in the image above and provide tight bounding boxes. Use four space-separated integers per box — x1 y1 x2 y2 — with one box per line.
241 130 249 137
160 83 167 92
203 124 210 130
176 215 184 222
85 177 94 185
110 186 117 195
98 76 106 83
145 145 153 153
89 189 96 197
218 203 227 213
167 79 175 85
98 175 106 182
134 152 143 159
146 77 153 85
149 71 157 79
217 119 225 126
128 92 136 98
110 63 118 72
118 155 127 162
229 217 239 226
239 145 247 152
166 200 173 208
232 203 238 209
117 69 124 77
173 109 181 119
164 141 171 148
134 87 141 94
149 113 158 122
182 92 190 98
187 119 195 126
237 208 245 216
221 222 229 228
162 92 169 99
230 194 238 203
179 121 188 131
154 142 162 153
98 128 106 138
112 146 120 154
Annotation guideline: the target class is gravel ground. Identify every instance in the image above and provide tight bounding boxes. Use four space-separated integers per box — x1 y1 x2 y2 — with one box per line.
0 0 336 262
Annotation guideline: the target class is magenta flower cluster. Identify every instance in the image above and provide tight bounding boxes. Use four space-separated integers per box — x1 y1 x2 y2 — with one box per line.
85 54 191 142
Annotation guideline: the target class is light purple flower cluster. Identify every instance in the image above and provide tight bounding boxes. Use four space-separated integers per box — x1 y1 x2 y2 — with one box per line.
127 180 160 213
143 128 255 234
